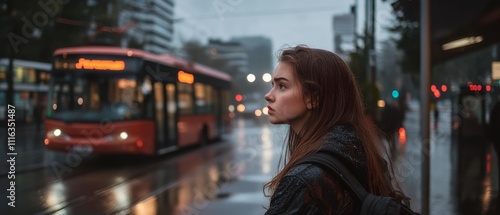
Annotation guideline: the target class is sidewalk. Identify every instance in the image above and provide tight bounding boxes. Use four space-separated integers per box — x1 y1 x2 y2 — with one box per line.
397 99 499 215
397 99 460 214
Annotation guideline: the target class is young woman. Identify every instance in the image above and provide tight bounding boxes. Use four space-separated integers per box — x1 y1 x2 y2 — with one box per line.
264 45 408 214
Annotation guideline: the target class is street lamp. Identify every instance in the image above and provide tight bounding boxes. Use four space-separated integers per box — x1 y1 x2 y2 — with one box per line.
262 73 272 82
247 74 256 83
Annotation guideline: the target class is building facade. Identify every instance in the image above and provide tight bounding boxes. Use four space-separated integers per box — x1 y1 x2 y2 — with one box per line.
333 13 356 61
0 59 51 124
206 39 249 75
120 0 175 53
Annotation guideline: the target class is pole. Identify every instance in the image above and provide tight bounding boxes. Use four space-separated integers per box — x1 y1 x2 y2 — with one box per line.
420 0 430 214
6 39 14 111
363 0 377 117
370 0 376 85
4 0 15 113
364 0 376 85
353 0 358 49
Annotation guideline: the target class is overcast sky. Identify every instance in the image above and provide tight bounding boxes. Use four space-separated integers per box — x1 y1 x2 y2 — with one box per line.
173 0 395 57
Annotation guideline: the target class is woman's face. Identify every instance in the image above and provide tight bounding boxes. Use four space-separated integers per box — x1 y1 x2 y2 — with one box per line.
264 62 311 132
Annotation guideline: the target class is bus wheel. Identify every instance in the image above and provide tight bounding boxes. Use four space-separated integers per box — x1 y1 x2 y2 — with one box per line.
200 127 209 147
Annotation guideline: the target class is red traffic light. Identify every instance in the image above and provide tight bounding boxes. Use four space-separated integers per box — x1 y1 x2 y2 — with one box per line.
235 94 243 102
441 85 447 92
433 90 441 98
469 84 482 91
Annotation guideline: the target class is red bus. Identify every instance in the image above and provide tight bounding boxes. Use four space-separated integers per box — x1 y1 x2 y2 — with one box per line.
44 46 232 155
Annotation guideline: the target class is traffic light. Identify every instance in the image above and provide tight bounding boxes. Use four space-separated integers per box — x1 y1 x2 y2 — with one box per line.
431 84 441 98
441 85 447 92
433 90 441 98
235 94 243 102
469 84 482 91
391 90 399 99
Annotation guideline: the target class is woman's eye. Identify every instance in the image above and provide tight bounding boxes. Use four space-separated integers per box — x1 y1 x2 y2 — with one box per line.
279 84 285 89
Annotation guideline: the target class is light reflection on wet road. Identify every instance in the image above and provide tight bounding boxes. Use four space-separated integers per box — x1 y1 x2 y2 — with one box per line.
1 118 286 215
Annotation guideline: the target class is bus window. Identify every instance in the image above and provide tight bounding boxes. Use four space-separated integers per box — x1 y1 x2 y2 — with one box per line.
142 76 153 118
178 82 193 114
195 83 214 114
166 83 177 145
52 74 72 112
89 81 100 110
49 73 146 122
206 85 214 112
154 82 164 143
166 84 176 114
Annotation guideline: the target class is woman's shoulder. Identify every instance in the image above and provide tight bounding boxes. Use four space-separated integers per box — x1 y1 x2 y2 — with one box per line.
284 162 343 193
318 125 369 189
285 162 324 181
278 162 356 214
324 124 362 145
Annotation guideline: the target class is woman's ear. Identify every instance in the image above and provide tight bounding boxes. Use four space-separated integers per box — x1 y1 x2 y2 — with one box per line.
305 95 317 110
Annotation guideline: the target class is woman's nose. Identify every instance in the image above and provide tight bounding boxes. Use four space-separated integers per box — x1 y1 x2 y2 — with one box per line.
264 91 273 102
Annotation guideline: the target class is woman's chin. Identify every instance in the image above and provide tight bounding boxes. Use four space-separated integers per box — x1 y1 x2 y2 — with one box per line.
268 118 283 125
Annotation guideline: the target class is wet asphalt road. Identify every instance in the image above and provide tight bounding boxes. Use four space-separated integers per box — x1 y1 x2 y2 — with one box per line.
1 118 284 215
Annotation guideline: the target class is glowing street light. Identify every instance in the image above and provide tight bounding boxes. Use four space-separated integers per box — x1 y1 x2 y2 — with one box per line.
247 74 256 83
262 73 272 82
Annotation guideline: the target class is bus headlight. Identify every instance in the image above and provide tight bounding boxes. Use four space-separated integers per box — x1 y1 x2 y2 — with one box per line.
104 131 129 141
47 129 70 140
119 132 128 140
54 129 62 137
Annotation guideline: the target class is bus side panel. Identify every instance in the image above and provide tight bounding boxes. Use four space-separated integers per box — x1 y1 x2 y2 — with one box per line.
44 119 156 155
178 114 216 147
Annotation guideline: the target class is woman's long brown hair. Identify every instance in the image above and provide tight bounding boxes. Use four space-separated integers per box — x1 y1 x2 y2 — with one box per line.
264 45 406 202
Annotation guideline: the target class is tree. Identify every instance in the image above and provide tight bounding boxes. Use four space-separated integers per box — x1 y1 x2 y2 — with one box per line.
388 0 421 91
349 47 379 116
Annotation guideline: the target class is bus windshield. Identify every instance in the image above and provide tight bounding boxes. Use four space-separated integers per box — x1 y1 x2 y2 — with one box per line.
48 72 152 122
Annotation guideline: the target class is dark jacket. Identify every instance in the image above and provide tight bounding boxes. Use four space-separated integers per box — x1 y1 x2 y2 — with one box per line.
265 125 369 215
